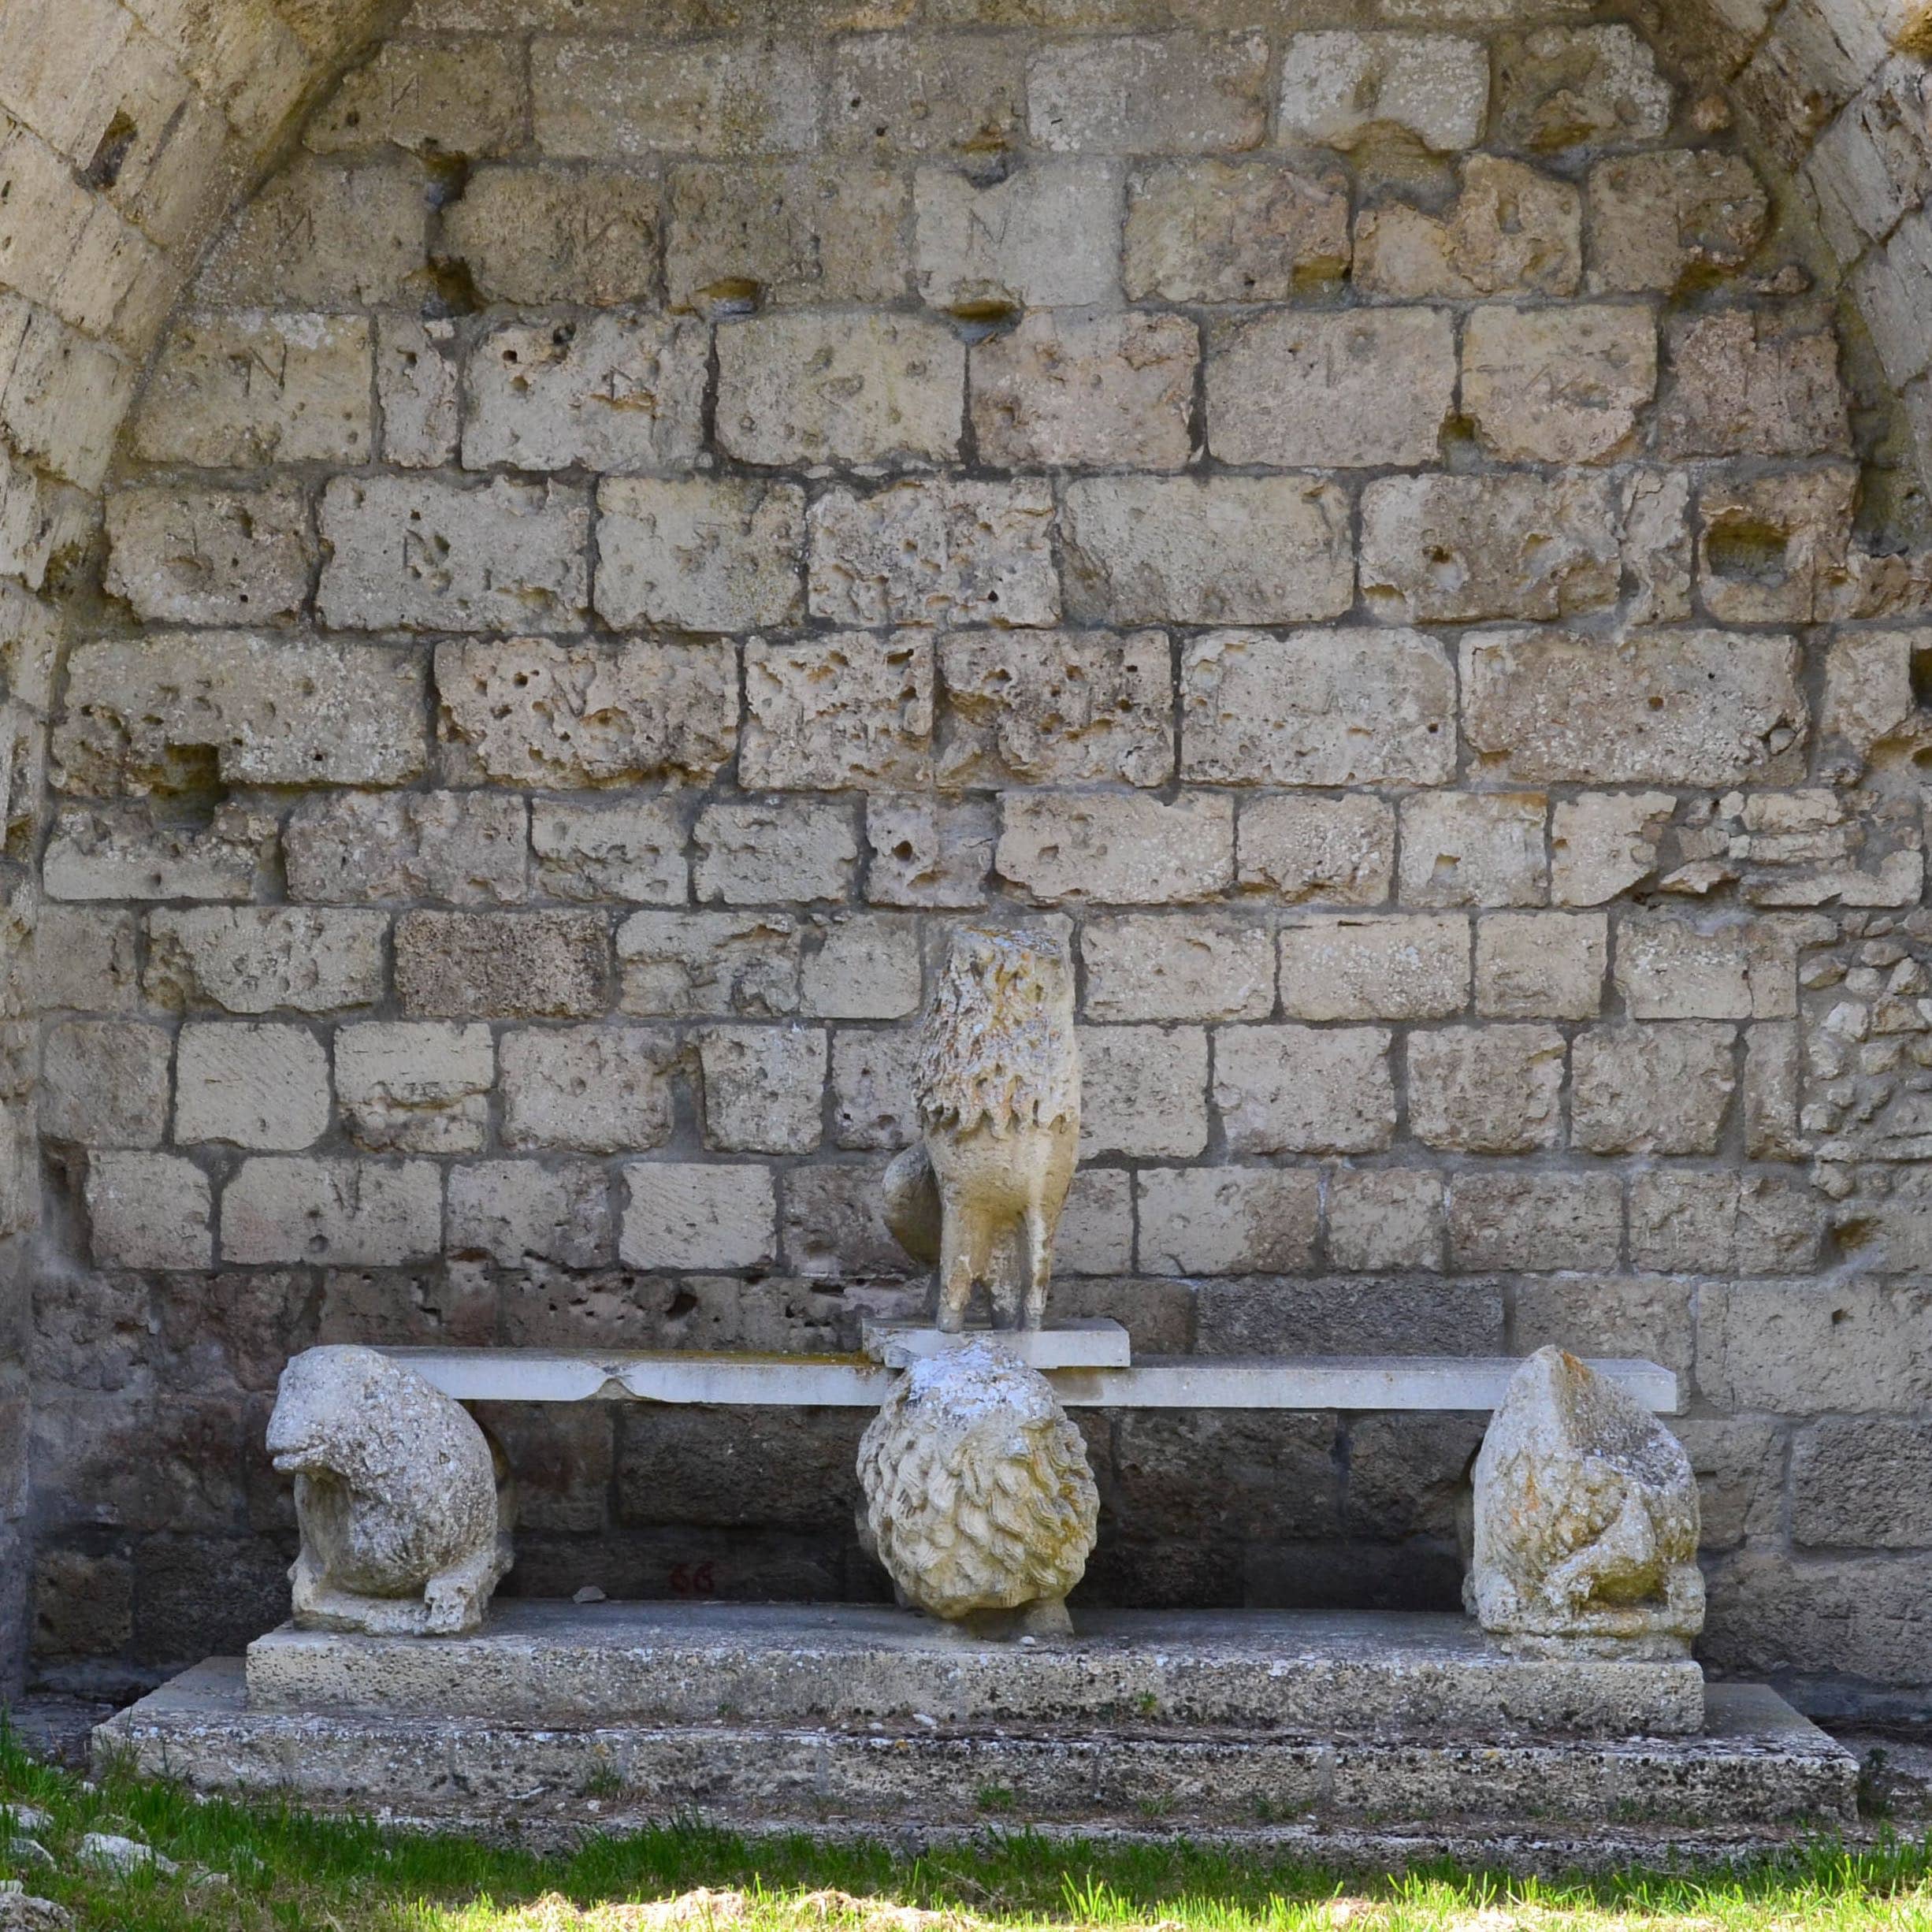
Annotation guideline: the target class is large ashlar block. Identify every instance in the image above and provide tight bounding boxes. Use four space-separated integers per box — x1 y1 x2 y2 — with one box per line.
1462 305 1657 465
1237 797 1394 905
336 1021 495 1156
533 38 819 157
176 1022 331 1151
1495 25 1672 152
742 633 933 790
145 908 387 1016
284 791 528 908
596 478 804 633
1062 476 1351 626
104 483 312 626
55 635 425 795
915 161 1124 311
1469 1348 1703 1656
223 1158 443 1268
1585 150 1769 293
195 158 426 307
1181 630 1455 786
1356 156 1581 299
395 911 610 1020
441 165 661 306
1213 1024 1395 1155
998 793 1233 905
1124 161 1349 303
320 477 589 633
1461 630 1807 786
1277 32 1489 151
1279 913 1469 1022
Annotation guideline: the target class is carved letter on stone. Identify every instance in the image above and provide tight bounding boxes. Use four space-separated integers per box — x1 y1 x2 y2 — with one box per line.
882 928 1078 1332
267 1345 512 1637
857 1339 1099 1637
1468 1347 1703 1656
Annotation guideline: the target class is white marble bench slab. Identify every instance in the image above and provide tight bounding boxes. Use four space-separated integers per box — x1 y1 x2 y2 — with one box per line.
378 1348 1680 1414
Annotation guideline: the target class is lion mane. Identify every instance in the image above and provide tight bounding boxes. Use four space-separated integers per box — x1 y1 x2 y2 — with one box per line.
915 928 1077 1139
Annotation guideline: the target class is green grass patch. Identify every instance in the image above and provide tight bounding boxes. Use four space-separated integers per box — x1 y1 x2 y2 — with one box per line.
3 1722 1931 1932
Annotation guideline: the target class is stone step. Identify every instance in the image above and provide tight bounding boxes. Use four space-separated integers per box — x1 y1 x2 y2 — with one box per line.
98 1663 1856 1851
244 1603 1704 1737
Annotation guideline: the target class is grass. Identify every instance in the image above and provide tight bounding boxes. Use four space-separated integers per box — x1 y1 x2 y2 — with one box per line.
2 1725 1931 1932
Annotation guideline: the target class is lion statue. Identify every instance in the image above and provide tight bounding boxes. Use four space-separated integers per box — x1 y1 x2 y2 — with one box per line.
882 928 1079 1332
856 1339 1098 1636
266 1345 513 1637
1467 1347 1703 1655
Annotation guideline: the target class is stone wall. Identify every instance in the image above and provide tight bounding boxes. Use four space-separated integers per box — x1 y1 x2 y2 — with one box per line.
6 0 1932 1718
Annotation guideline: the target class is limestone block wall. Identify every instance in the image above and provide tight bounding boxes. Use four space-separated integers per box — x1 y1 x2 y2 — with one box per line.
7 0 1932 1718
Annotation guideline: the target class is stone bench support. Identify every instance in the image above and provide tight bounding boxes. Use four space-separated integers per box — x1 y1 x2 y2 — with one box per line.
379 1347 1679 1414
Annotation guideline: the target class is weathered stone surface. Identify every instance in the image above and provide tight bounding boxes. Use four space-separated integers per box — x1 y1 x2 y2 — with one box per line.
1469 1348 1702 1652
307 37 526 154
1658 312 1852 459
1124 161 1348 302
1696 465 1857 626
1356 157 1581 298
808 481 1057 627
196 159 425 306
319 477 589 634
1629 1172 1820 1276
717 313 962 467
811 914 923 1022
998 793 1233 904
1138 1167 1317 1276
1551 793 1675 905
1207 309 1457 468
1462 306 1657 464
618 911 802 1018
176 1023 331 1150
864 796 995 908
146 909 387 1015
86 1151 211 1271
1791 1417 1932 1549
441 164 661 306
463 314 708 472
1181 630 1455 786
596 478 804 633
132 313 373 467
105 484 311 626
532 38 819 156
859 1343 1097 1629
437 637 736 786
35 906 139 1013
936 630 1172 788
1029 32 1265 151
1062 478 1352 626
1461 630 1808 786
1571 1022 1738 1154
694 800 857 905
395 912 610 1020
377 315 460 468
1213 1025 1395 1154
448 1161 611 1270
621 1161 778 1270
1237 797 1395 906
1495 26 1673 152
1476 912 1607 1019
501 1027 674 1153
915 162 1122 310
700 1024 827 1154
665 162 908 310
532 801 687 905
1082 916 1273 1024
827 34 1023 154
1277 32 1489 150
972 309 1194 470
42 804 273 903
1409 1024 1564 1153
336 1022 494 1155
56 634 425 794
1398 793 1547 908
1279 914 1469 1022
1328 1169 1443 1273
1614 913 1800 1020
1078 1025 1208 1160
742 634 933 790
268 1346 508 1637
285 791 526 906
1449 1172 1622 1272
224 1159 442 1268
41 1020 170 1146
1587 150 1770 292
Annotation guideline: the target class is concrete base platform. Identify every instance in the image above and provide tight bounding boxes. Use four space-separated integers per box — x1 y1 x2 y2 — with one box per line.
95 1662 1855 1860
244 1603 1706 1738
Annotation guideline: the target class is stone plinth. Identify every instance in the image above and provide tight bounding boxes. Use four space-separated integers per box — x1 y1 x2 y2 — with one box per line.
862 1319 1131 1369
245 1600 1704 1736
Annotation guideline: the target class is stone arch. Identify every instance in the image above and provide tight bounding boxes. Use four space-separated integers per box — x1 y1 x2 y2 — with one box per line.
3 0 1932 1705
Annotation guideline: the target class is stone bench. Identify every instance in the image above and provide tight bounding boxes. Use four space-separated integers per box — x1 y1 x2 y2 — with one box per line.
379 1343 1681 1413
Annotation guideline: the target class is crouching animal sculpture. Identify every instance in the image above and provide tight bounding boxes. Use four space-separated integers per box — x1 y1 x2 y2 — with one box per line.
267 1345 513 1637
857 1339 1099 1637
1467 1347 1703 1655
881 928 1079 1332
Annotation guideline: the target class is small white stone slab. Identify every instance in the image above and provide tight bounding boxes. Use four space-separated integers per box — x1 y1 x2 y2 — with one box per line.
378 1348 1679 1413
861 1319 1131 1369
